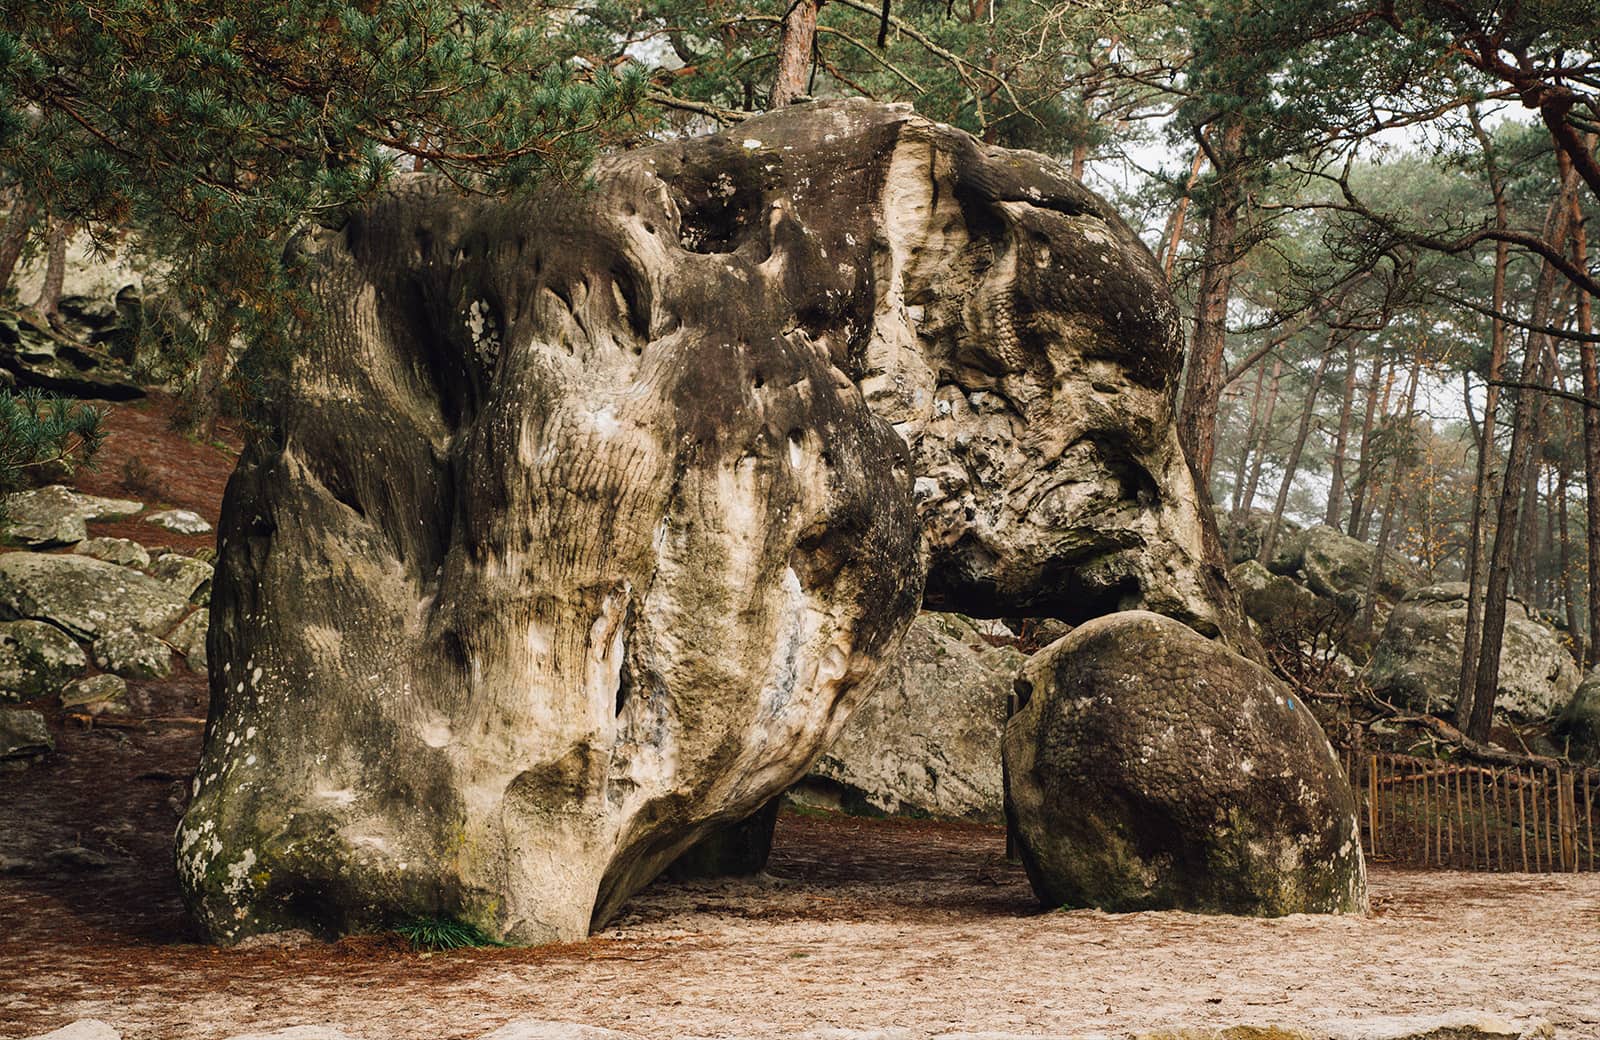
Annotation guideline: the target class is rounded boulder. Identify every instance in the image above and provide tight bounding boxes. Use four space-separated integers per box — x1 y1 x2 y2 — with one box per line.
1003 610 1365 916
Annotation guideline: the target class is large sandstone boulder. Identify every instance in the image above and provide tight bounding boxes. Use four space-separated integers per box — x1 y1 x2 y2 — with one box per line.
1003 611 1365 915
179 100 1247 946
798 611 1024 821
1366 584 1580 720
0 552 191 640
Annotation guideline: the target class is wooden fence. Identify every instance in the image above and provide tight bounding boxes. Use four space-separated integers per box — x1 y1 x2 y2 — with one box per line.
1342 750 1598 872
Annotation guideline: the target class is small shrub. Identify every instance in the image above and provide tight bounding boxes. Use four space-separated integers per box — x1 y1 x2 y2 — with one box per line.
0 389 106 505
120 455 161 498
393 917 503 951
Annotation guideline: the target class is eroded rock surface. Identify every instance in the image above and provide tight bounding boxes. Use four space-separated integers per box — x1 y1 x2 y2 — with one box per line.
1366 584 1580 720
2 485 142 547
798 611 1023 821
0 552 190 640
179 100 1248 945
1003 611 1365 915
0 619 87 701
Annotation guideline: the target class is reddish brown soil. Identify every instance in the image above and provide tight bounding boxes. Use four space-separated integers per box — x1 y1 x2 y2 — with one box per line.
4 403 1599 1040
65 393 240 555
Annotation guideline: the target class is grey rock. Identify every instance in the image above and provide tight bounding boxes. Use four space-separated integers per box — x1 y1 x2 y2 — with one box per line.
143 508 212 535
177 100 1246 947
93 626 172 679
0 551 191 640
1230 559 1327 628
0 311 144 400
45 845 112 870
149 552 213 602
1004 610 1366 915
0 706 52 763
0 619 87 701
801 611 1024 822
475 1022 645 1040
2 485 143 547
168 608 209 671
1366 583 1581 720
75 537 152 569
59 673 129 713
20 1021 122 1040
1555 669 1600 763
1297 524 1424 606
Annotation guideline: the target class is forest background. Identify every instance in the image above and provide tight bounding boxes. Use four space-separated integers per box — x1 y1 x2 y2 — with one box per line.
1 0 1597 742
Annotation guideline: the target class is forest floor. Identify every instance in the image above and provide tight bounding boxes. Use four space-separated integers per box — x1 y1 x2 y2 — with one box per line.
3 401 1599 1040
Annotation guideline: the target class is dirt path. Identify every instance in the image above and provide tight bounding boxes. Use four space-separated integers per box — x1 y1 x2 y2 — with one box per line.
3 403 1598 1039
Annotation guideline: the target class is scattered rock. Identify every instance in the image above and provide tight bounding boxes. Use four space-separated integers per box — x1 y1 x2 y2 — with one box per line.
1555 669 1600 764
1366 584 1581 720
232 929 320 951
60 673 131 715
0 551 191 640
19 1021 122 1040
0 310 145 400
144 509 212 535
0 619 88 701
1230 558 1328 628
92 627 173 679
149 552 213 602
168 609 209 671
0 706 52 765
801 612 1025 822
75 536 152 569
1316 1011 1554 1039
1 484 143 547
1004 611 1366 915
475 1021 645 1040
45 845 113 870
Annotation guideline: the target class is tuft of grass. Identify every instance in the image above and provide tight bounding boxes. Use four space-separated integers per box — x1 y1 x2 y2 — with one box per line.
393 917 504 951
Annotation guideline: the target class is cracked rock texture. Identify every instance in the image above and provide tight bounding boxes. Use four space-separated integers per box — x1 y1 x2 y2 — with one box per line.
179 99 1251 946
799 611 1024 821
1004 611 1366 915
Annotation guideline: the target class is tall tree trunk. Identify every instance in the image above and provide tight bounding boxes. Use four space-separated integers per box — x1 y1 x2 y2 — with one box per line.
1159 149 1207 282
1230 358 1270 522
1259 338 1334 565
1234 357 1282 547
1347 353 1386 539
30 218 68 323
0 191 39 297
1459 209 1513 713
1515 456 1542 604
1325 335 1361 528
1178 120 1246 488
1465 155 1582 742
1360 353 1421 638
770 0 823 107
1559 461 1583 660
1572 177 1600 667
184 311 236 441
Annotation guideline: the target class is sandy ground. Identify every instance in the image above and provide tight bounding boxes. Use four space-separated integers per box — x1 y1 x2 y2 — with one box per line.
4 402 1599 1039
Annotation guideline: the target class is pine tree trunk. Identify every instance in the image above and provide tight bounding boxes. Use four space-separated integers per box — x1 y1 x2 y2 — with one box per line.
1515 458 1542 604
1347 353 1386 539
1559 462 1583 660
30 218 68 322
1158 150 1206 283
1459 212 1512 715
1233 357 1282 556
184 311 236 440
1259 339 1333 565
1178 121 1246 488
770 0 823 107
1465 156 1581 742
1325 335 1360 528
0 192 39 298
1359 354 1421 638
1572 183 1600 667
1229 359 1270 522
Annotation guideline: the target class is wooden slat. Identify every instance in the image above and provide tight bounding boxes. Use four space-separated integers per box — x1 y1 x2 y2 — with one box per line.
1518 768 1530 872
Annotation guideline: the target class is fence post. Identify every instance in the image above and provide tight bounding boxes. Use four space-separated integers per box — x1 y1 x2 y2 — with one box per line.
1518 769 1529 872
1368 754 1380 860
